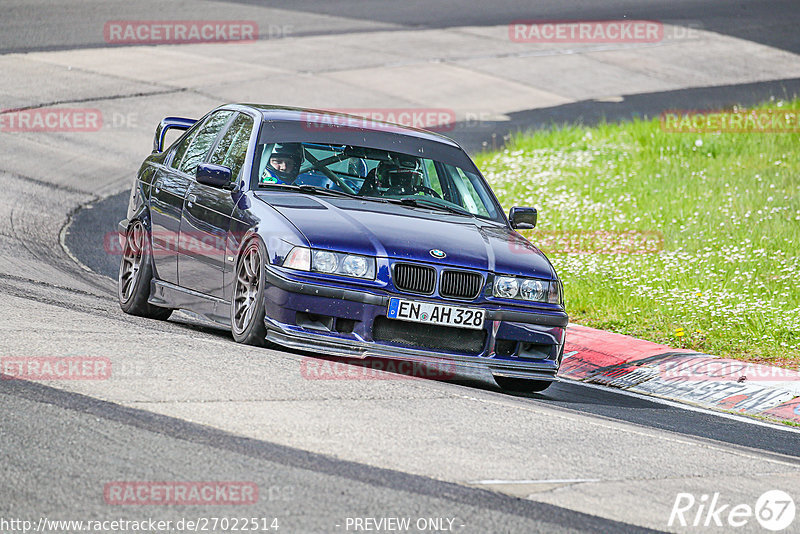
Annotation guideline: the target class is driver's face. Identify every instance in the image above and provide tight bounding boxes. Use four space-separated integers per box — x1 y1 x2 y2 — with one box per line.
270 156 295 174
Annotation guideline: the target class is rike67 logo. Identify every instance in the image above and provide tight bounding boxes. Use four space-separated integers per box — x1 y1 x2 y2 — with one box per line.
669 490 795 531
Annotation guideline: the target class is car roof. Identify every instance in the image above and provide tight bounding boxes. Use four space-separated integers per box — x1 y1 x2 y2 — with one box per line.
222 103 477 171
237 104 463 148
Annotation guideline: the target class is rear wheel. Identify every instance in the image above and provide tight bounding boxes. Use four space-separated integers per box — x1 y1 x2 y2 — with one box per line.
231 239 269 346
118 220 172 320
495 376 553 393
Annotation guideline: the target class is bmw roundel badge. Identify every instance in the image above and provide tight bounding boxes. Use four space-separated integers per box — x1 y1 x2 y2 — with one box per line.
429 249 446 259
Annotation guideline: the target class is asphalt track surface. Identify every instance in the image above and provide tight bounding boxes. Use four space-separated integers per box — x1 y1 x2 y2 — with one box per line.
3 378 661 533
5 1 800 151
67 189 800 460
4 1 800 533
3 0 800 55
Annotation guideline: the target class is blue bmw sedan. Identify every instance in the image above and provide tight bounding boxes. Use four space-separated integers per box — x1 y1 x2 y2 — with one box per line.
118 104 568 392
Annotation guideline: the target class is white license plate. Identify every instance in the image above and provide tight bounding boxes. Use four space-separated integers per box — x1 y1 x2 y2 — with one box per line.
386 298 485 330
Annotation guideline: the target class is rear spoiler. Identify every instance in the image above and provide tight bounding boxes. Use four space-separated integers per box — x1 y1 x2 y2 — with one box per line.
152 117 197 153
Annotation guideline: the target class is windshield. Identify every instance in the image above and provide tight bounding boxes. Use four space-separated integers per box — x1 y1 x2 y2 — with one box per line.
253 142 502 221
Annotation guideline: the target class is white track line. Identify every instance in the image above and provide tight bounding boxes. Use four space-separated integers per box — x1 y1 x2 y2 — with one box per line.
468 478 600 485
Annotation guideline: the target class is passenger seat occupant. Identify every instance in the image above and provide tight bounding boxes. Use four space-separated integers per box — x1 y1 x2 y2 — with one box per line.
359 155 423 197
261 143 304 183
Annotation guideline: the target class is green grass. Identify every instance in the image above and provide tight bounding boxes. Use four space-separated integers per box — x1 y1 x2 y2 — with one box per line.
475 99 800 366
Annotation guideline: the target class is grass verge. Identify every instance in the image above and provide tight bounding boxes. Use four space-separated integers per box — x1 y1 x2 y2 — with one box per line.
476 99 800 366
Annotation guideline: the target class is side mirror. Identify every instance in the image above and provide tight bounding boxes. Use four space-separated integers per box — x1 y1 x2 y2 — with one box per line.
509 206 537 229
196 163 233 189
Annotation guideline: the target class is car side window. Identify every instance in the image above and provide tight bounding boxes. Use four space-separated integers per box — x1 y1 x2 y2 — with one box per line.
424 160 444 197
169 125 201 170
177 110 235 176
446 165 492 217
209 113 255 181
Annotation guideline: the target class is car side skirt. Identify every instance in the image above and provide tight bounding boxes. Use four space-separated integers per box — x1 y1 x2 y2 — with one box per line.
149 279 231 327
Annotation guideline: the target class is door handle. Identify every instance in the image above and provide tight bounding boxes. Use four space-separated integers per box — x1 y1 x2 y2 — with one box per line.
187 193 197 207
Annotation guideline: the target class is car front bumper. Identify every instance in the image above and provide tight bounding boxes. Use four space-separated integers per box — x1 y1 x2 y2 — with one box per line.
262 265 568 383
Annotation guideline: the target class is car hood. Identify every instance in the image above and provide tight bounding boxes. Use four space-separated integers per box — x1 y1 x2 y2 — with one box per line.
255 192 555 278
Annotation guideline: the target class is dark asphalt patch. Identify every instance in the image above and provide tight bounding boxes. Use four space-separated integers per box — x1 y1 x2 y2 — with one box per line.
220 0 800 55
0 377 658 533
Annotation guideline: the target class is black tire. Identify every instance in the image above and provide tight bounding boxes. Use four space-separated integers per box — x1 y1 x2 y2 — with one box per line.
495 376 553 393
118 220 173 320
231 238 269 346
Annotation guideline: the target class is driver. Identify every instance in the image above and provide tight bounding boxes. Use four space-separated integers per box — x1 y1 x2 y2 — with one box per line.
261 143 304 183
375 155 424 196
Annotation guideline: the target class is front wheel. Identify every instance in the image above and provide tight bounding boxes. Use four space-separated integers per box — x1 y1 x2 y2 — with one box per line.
231 239 269 346
118 220 172 320
495 376 553 393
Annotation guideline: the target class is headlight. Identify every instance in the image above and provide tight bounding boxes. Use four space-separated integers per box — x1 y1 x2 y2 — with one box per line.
520 278 547 301
341 254 370 278
283 247 375 279
493 275 561 305
312 250 338 273
494 276 519 299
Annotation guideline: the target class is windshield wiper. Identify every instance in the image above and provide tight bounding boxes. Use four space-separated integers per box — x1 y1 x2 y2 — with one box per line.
261 182 357 198
397 196 473 217
295 184 362 199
